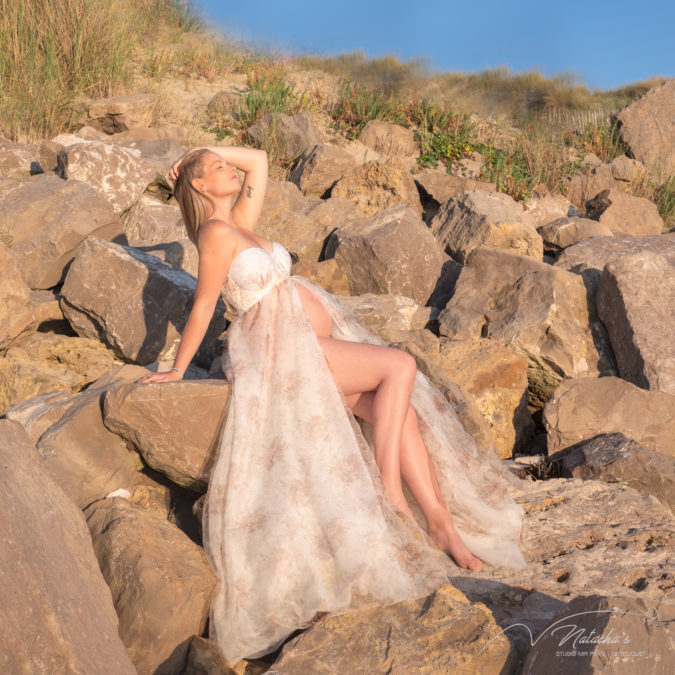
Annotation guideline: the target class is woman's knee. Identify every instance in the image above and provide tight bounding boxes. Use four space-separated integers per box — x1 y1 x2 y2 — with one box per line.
389 349 417 382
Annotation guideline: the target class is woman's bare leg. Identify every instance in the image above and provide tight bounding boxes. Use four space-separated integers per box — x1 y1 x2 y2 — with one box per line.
349 392 482 570
316 336 418 519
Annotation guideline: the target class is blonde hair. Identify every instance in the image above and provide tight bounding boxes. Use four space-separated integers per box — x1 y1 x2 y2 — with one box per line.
173 149 214 247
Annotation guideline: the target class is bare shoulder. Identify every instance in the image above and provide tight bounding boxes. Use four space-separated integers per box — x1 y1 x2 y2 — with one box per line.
197 218 239 257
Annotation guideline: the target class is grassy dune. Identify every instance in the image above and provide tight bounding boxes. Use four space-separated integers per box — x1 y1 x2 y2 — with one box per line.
1 0 671 227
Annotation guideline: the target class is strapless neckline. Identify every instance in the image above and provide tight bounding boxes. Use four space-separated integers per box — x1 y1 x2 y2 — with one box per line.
228 241 281 281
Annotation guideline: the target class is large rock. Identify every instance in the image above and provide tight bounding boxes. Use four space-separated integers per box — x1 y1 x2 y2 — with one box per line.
84 496 216 675
326 204 447 304
522 185 580 228
290 142 356 198
585 188 664 236
597 250 675 394
122 194 198 276
438 247 613 407
34 367 144 509
57 141 156 213
521 594 673 674
0 420 137 674
613 79 675 183
555 232 675 298
103 379 231 491
358 120 420 157
272 583 515 673
0 242 36 350
0 137 38 178
86 93 159 134
246 111 319 161
258 194 362 263
59 237 227 366
542 377 675 456
291 259 350 295
449 478 675 667
551 433 675 512
414 167 496 212
430 190 543 263
562 155 648 207
437 339 534 458
0 331 118 416
0 174 122 288
538 216 613 255
331 158 423 217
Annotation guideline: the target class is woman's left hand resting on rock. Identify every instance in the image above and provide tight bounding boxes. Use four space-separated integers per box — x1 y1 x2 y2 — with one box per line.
136 370 183 384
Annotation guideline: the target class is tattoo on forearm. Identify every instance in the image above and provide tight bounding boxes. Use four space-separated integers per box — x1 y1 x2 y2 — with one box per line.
246 185 254 198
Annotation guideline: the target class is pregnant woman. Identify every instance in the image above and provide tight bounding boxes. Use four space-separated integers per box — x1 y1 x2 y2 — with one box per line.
136 145 527 666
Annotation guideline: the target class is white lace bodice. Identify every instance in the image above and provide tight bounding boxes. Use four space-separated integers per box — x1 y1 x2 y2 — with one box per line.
220 241 292 314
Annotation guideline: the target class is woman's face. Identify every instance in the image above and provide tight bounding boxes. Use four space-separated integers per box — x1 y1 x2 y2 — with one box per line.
192 151 240 198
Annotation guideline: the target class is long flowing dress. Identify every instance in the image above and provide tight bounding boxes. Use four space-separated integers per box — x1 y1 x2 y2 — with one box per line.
203 240 528 666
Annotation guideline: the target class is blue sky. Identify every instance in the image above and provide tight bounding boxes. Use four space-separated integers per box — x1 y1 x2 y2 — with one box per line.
196 0 673 92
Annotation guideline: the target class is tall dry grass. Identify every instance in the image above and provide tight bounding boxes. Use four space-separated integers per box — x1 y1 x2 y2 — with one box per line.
0 0 200 141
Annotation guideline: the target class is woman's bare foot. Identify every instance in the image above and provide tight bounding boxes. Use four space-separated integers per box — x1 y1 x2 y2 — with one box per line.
427 508 483 571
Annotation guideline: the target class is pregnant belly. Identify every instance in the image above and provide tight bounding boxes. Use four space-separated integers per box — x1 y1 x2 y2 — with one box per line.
296 283 333 338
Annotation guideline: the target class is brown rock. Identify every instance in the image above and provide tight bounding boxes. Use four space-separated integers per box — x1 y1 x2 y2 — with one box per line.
86 93 159 134
521 594 673 674
0 173 123 288
271 583 515 674
123 194 198 276
522 185 580 227
84 496 216 674
450 478 675 667
450 151 485 180
331 158 423 217
0 420 136 674
585 188 664 236
4 389 75 444
563 160 625 207
59 237 227 366
597 250 675 393
0 242 36 350
258 194 362 263
551 433 675 512
542 376 675 456
538 216 613 254
609 154 646 182
246 111 319 162
438 248 613 407
0 137 38 178
613 79 675 183
358 119 419 157
438 339 534 458
103 379 231 491
29 289 64 325
35 367 144 508
430 190 543 263
554 232 675 299
291 259 350 295
0 331 118 416
335 293 433 335
290 142 356 198
57 141 157 213
326 204 446 304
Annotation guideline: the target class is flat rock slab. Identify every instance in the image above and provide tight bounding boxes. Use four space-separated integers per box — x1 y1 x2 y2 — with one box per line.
0 420 136 674
448 477 675 666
